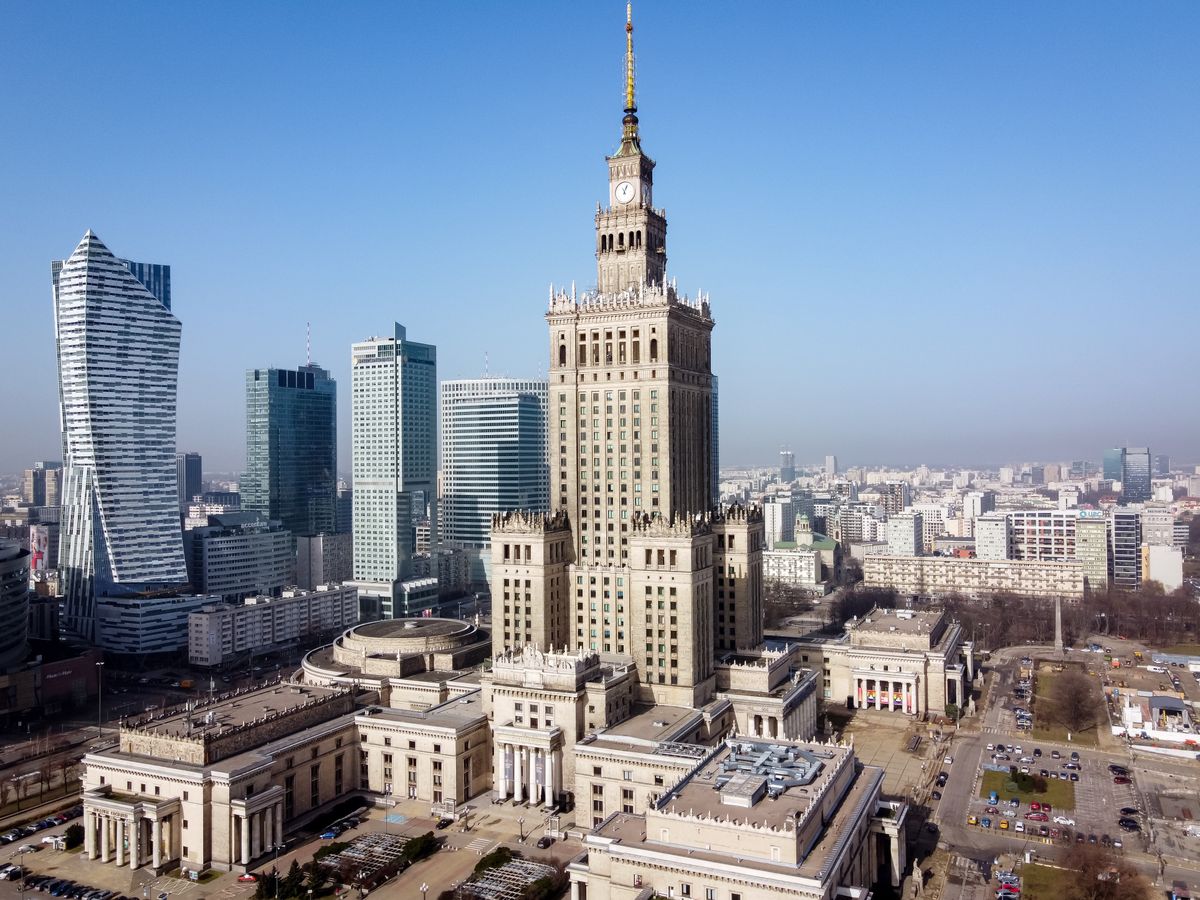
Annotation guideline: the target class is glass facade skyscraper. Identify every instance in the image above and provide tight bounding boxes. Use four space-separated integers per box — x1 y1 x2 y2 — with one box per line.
243 365 338 537
440 377 549 584
1102 448 1125 482
53 231 188 642
176 452 202 507
351 323 437 603
1121 447 1152 503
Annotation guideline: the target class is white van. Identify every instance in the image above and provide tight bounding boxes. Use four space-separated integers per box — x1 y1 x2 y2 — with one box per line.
1146 666 1167 674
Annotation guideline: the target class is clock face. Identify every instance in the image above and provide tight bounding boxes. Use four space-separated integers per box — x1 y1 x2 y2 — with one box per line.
615 181 635 204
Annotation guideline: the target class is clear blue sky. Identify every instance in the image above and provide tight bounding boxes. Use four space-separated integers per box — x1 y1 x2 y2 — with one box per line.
2 2 1198 474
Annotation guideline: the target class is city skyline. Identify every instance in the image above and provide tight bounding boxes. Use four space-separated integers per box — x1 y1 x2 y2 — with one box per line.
2 3 1199 472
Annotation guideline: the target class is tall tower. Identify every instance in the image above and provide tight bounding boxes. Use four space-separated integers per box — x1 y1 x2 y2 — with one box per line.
243 364 338 536
351 324 437 618
492 5 759 708
53 232 188 641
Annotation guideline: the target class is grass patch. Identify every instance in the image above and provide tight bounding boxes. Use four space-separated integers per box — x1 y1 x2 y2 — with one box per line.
1030 669 1100 748
1021 864 1074 900
1162 643 1200 655
979 769 1076 810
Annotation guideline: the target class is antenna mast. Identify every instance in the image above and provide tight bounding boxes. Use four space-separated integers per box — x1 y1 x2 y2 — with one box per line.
306 322 312 366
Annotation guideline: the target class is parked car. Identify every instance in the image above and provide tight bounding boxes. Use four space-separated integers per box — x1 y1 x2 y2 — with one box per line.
1118 817 1140 831
436 817 454 830
1119 807 1139 816
1113 776 1131 785
1054 816 1076 826
536 834 554 849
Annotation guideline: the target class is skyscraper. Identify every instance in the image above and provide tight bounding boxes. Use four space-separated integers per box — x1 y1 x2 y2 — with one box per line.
711 375 720 506
780 449 796 483
243 365 337 536
351 324 437 605
22 461 62 507
825 455 838 477
1109 508 1142 588
440 377 549 585
490 9 761 709
1153 454 1171 477
176 452 202 507
1102 448 1125 483
53 231 188 641
1121 447 1152 502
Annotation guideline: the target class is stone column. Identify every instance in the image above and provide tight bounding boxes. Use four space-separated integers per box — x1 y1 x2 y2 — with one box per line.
495 742 507 800
913 678 921 717
515 747 525 803
129 815 141 870
874 680 882 710
115 818 126 866
275 803 283 849
545 750 556 807
99 815 110 862
152 819 162 870
570 880 581 900
251 811 261 861
85 811 96 860
855 678 861 709
239 813 250 867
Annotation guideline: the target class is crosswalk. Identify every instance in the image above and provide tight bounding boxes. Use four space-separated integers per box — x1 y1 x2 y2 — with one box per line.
466 837 495 855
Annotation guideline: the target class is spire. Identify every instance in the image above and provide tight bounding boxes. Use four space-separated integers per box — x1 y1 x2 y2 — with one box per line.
616 3 642 156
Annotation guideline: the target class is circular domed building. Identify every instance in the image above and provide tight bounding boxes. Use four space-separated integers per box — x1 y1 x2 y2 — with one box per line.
302 618 491 707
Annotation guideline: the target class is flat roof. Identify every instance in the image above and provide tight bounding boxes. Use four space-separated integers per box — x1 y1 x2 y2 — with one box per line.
358 691 486 730
597 704 699 744
123 682 346 739
851 608 941 635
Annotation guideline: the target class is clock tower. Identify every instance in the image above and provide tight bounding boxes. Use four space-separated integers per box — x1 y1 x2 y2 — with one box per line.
596 4 667 294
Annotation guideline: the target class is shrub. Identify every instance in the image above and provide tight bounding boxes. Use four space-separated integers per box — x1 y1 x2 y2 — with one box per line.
402 831 439 863
475 846 517 873
64 823 84 850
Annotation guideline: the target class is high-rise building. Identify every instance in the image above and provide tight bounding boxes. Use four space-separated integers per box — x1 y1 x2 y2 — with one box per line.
490 17 759 709
1075 512 1109 594
825 454 837 477
885 512 922 557
351 324 437 606
762 495 794 549
779 449 796 483
962 490 995 536
22 461 62 508
1153 454 1171 477
1109 508 1142 588
176 451 202 507
974 513 1009 561
1121 447 1152 502
440 377 549 585
0 541 30 672
53 232 188 641
243 365 337 537
335 485 353 534
183 512 295 603
881 481 909 516
1103 448 1125 483
1007 510 1078 562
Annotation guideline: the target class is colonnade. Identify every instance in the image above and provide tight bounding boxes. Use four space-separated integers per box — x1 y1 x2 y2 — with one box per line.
854 676 921 715
494 743 561 807
231 802 284 867
84 809 177 871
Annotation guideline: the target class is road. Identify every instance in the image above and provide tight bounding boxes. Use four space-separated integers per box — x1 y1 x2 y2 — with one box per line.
933 644 1200 892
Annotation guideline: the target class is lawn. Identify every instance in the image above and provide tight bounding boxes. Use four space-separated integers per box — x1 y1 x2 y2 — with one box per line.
979 769 1076 810
1030 668 1101 748
1021 863 1075 900
1163 643 1200 655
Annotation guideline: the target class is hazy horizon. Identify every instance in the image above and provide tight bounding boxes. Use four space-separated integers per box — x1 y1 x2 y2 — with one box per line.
2 3 1198 474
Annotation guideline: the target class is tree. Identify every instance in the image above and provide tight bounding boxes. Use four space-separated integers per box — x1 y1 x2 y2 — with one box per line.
64 824 84 850
944 703 960 721
1049 669 1099 735
282 860 304 898
1062 843 1153 900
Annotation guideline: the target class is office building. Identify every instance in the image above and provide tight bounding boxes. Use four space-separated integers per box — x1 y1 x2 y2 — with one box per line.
1121 448 1152 502
1141 508 1176 547
1103 448 1125 483
1143 545 1183 593
1110 508 1142 588
0 541 30 672
439 377 549 585
825 454 837 476
334 485 353 534
1007 509 1078 561
1075 512 1109 594
998 466 1015 485
886 512 922 556
973 513 1009 560
780 449 796 483
95 593 215 656
187 584 359 667
295 532 353 590
243 364 337 537
183 513 294 603
22 461 62 508
962 489 995 536
53 232 188 642
351 324 437 607
176 452 202 507
1154 454 1171 477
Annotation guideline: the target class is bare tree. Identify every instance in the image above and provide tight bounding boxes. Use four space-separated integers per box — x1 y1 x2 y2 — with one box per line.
1048 668 1099 735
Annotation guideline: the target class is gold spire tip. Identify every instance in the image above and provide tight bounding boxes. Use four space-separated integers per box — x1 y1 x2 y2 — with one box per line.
624 2 636 112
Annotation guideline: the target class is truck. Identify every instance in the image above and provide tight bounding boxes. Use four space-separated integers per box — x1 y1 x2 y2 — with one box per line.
180 679 195 689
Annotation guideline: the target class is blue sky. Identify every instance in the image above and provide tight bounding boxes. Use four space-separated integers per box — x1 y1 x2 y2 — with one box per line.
2 2 1198 474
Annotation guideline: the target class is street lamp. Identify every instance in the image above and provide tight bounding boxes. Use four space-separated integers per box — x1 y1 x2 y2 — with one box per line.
96 661 105 739
517 816 526 842
420 882 429 900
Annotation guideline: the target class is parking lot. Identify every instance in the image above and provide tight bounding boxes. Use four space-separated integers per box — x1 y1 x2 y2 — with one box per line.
961 738 1145 851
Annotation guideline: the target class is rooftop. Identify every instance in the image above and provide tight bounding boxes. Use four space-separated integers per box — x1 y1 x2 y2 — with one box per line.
591 704 699 745
121 681 345 739
849 608 942 636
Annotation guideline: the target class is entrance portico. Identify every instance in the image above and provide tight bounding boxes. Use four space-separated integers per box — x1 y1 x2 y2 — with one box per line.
853 670 921 716
82 786 182 874
493 725 563 808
